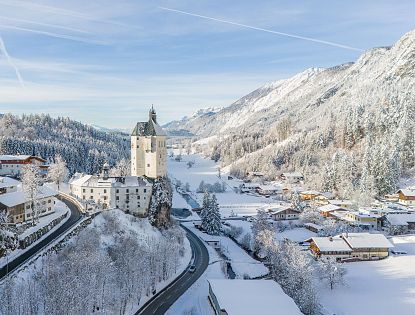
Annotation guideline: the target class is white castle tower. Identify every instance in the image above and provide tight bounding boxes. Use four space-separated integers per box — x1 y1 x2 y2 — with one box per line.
131 106 167 179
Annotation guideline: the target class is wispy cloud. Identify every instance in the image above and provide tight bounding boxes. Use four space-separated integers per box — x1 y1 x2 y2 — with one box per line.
0 16 91 34
0 0 140 30
0 35 24 86
159 7 364 52
0 24 106 45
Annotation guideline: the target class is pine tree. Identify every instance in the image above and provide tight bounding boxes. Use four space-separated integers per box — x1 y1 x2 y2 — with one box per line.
201 192 221 235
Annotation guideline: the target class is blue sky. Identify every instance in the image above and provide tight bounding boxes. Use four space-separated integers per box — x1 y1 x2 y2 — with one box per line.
0 0 414 128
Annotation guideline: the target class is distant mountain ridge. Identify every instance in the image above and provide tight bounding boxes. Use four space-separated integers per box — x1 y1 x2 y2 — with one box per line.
165 29 415 198
165 29 415 138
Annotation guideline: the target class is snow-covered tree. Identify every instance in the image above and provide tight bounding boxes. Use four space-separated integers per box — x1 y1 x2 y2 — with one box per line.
21 164 42 224
291 190 305 212
109 158 130 177
251 209 272 254
318 258 347 290
47 154 68 190
299 206 322 225
202 193 221 235
148 177 172 228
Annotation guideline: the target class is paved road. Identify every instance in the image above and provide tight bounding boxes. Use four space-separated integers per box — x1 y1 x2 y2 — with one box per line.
137 225 209 315
0 196 83 279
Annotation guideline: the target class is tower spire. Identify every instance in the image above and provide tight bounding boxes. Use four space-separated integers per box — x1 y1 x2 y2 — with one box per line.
149 105 157 123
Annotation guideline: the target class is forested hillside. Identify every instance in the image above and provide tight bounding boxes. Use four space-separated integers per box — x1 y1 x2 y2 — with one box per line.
0 114 130 175
167 29 415 200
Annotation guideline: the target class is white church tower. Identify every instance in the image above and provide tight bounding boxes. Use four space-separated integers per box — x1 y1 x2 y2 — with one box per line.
131 106 167 179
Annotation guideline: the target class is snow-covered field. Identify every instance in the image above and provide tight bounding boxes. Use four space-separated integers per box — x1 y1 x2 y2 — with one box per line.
168 153 276 217
227 219 316 243
320 235 415 315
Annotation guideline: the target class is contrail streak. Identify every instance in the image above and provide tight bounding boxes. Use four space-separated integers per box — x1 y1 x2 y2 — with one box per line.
0 0 139 29
159 7 363 52
0 35 24 86
0 16 91 34
0 24 106 45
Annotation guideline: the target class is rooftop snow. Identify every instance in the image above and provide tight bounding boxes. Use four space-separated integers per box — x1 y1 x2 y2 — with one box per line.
341 233 394 249
0 185 57 207
386 213 415 226
309 236 352 252
318 204 344 212
0 154 32 161
398 189 415 197
208 279 302 315
0 176 20 189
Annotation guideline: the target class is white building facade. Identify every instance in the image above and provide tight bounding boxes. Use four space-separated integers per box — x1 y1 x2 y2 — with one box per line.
70 170 152 217
130 107 167 179
0 155 49 177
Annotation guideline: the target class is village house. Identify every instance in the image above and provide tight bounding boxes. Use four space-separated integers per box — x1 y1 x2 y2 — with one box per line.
257 184 282 196
306 233 393 261
207 279 302 315
328 199 355 209
343 211 380 230
300 190 322 201
0 155 49 177
313 192 335 205
262 204 300 221
382 213 415 235
70 164 152 217
281 172 304 183
318 204 346 218
0 177 20 195
0 185 57 224
240 182 261 193
396 189 415 206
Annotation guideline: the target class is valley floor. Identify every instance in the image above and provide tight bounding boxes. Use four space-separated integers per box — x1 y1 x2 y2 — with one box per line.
168 152 415 315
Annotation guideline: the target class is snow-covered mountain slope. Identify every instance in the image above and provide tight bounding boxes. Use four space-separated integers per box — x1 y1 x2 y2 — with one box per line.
163 107 222 136
165 29 415 138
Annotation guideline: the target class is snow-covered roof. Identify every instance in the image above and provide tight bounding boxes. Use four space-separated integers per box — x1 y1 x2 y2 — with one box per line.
341 233 393 249
131 117 167 137
300 190 322 195
309 236 352 252
386 213 415 226
318 204 343 212
0 154 32 161
70 175 93 187
397 189 415 197
70 174 151 188
208 279 302 315
0 185 57 207
0 155 46 163
258 184 282 191
329 199 354 206
242 183 261 188
0 176 20 189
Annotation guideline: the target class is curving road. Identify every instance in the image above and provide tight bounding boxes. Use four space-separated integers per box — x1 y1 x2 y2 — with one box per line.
0 196 83 279
136 225 209 315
